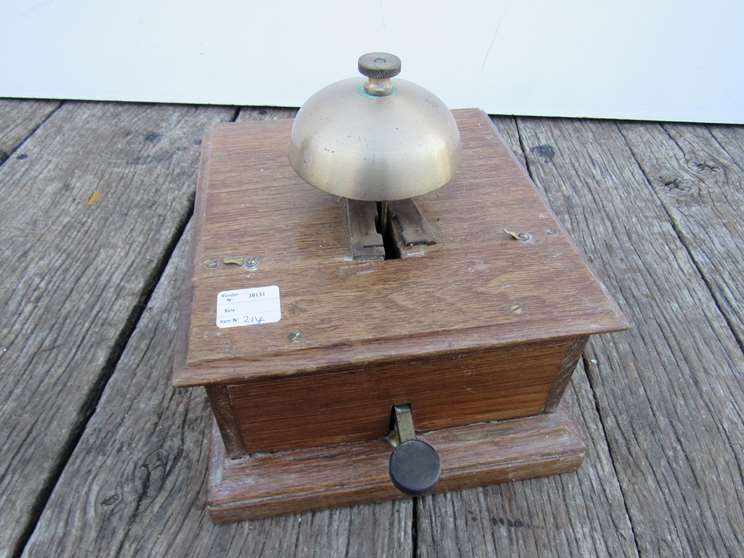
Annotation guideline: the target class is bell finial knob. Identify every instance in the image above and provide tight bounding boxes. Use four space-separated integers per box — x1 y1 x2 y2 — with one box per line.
358 52 401 96
358 52 402 79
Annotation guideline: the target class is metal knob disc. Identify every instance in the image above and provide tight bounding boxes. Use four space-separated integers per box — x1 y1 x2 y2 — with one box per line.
358 52 401 79
388 439 441 496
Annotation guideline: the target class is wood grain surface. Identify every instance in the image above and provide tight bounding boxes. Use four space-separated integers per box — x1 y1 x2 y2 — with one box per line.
227 337 576 453
516 116 744 556
0 101 234 557
209 408 584 522
23 221 413 558
4 101 744 557
543 335 588 412
177 109 626 386
0 99 59 163
415 117 640 558
205 385 247 458
619 121 744 348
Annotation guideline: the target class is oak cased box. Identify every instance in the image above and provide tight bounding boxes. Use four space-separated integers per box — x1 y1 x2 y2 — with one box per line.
173 109 628 522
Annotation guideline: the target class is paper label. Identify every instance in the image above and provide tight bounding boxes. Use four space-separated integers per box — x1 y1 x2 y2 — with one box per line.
216 286 281 328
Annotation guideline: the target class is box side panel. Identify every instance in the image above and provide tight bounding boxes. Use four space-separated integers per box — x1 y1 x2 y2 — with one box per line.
205 385 246 458
544 336 588 412
227 338 576 453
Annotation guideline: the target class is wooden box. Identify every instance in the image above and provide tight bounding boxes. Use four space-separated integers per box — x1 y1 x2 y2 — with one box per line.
173 109 628 522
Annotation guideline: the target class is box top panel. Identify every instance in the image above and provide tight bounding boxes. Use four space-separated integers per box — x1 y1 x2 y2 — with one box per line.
174 109 627 387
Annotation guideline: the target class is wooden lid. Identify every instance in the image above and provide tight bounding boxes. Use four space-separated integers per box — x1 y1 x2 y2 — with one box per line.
173 109 628 387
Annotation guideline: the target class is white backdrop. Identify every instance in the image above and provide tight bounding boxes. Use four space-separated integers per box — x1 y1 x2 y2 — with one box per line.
1 0 742 123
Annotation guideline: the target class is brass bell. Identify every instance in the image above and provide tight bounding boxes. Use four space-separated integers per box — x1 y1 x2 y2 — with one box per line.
288 52 462 201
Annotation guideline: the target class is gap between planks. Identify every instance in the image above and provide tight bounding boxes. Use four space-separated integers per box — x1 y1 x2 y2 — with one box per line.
617 121 744 358
11 105 632 557
514 118 641 552
517 115 641 555
512 115 744 556
2 102 241 558
414 116 638 558
0 100 62 166
19 105 741 557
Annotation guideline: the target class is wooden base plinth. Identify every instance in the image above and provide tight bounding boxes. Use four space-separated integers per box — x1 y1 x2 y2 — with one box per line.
207 410 585 523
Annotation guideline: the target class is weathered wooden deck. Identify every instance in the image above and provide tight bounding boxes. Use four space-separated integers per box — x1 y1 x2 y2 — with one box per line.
0 99 742 557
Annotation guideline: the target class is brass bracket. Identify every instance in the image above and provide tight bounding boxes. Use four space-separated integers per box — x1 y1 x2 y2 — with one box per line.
387 404 416 447
386 403 442 495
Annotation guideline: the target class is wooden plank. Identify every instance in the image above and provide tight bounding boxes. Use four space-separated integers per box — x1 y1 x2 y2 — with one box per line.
514 117 744 556
0 99 60 163
23 221 413 558
208 407 584 522
237 107 297 122
0 101 234 557
619 121 744 347
416 116 639 557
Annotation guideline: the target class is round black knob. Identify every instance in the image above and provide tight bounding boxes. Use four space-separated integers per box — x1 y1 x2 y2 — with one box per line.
388 439 441 496
358 52 402 79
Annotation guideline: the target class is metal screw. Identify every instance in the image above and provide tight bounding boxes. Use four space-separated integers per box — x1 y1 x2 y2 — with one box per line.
359 52 401 96
503 228 532 242
243 256 260 271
